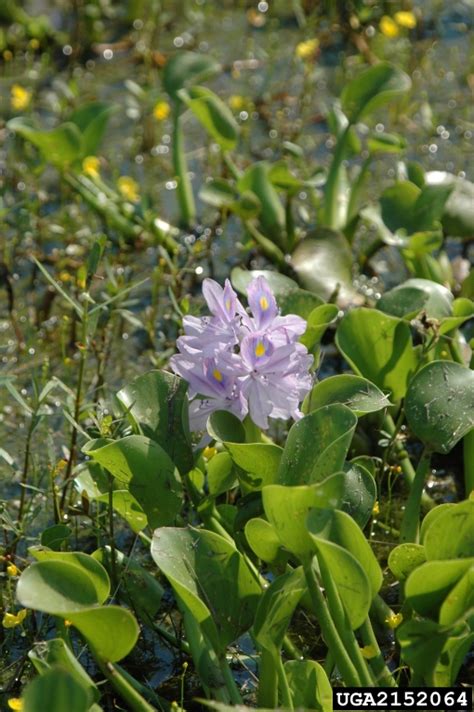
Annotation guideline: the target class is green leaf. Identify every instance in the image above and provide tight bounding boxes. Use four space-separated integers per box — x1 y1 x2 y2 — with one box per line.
28 638 99 703
380 181 420 233
277 404 357 486
423 500 474 560
237 162 286 241
439 566 474 625
225 442 282 489
434 630 474 686
97 489 148 533
163 52 220 99
253 567 306 653
290 228 355 304
405 362 474 454
303 374 391 416
340 461 376 528
69 101 114 157
300 304 338 351
29 549 110 604
420 503 455 543
231 267 298 297
307 508 382 598
279 289 325 319
83 435 183 528
262 475 344 561
425 171 474 238
397 619 451 681
207 410 245 443
341 62 411 123
207 452 237 496
367 131 407 154
67 606 139 662
17 560 103 612
244 517 286 565
8 117 83 167
40 524 71 551
178 86 239 151
116 370 193 476
199 178 238 208
285 659 333 712
23 668 91 712
439 298 474 335
336 308 418 401
377 278 454 320
405 560 474 618
151 527 261 653
388 543 426 582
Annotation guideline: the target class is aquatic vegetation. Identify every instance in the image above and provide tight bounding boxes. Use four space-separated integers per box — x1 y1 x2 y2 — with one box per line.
1 0 473 710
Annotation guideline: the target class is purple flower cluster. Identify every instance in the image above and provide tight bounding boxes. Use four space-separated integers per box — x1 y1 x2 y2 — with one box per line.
170 276 313 431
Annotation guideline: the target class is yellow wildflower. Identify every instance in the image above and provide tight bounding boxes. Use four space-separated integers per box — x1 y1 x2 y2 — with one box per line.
153 100 171 121
11 84 31 111
64 619 73 627
29 38 40 50
372 501 380 517
229 95 245 111
385 612 403 629
8 699 23 711
394 11 417 29
203 446 217 461
295 38 319 60
117 176 139 203
82 156 100 179
6 563 19 577
380 16 400 38
3 609 27 628
3 50 13 62
360 644 377 659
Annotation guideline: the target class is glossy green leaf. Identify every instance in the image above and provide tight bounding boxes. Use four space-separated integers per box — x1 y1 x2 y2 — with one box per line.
23 668 91 712
434 630 474 686
307 508 382 597
225 442 282 489
405 362 474 454
439 566 474 625
303 374 391 416
207 452 237 496
378 278 454 319
405 560 473 617
179 86 239 151
380 181 420 233
340 461 376 528
423 500 474 560
163 52 220 99
231 267 298 297
151 527 261 652
285 659 333 712
420 503 456 543
253 567 306 653
290 228 355 304
83 435 183 527
207 410 245 443
336 308 418 401
97 489 148 533
67 606 139 662
397 619 451 680
277 405 357 486
341 62 411 123
279 289 325 319
40 524 71 551
439 298 474 335
29 549 110 604
116 370 193 475
388 543 426 582
244 517 285 565
28 638 99 703
8 118 82 167
262 475 344 560
17 560 102 612
425 171 474 238
300 304 338 351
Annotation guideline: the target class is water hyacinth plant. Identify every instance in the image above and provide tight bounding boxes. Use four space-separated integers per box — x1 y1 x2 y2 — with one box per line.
1 1 474 710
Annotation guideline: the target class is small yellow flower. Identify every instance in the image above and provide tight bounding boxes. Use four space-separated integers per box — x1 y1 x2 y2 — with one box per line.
2 609 27 628
394 11 417 29
203 446 217 461
380 15 400 38
58 270 72 283
64 619 73 627
360 644 377 659
229 95 245 111
6 563 20 577
3 50 13 62
153 100 171 121
385 612 403 629
372 501 380 517
295 38 319 60
117 176 139 203
8 699 23 711
11 85 31 111
82 156 100 179
29 38 40 50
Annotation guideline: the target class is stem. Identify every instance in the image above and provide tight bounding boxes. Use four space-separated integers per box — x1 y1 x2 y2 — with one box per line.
172 103 196 227
223 152 242 180
219 656 243 705
358 617 396 687
244 221 289 271
399 447 432 543
258 649 278 708
276 654 294 709
95 659 156 712
463 429 474 496
107 475 118 593
17 419 35 526
323 125 350 229
304 560 361 686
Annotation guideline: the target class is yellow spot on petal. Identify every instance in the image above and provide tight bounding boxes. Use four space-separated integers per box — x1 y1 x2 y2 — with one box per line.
380 16 400 38
394 11 417 29
212 369 223 382
82 155 100 179
6 564 19 577
11 84 31 111
372 500 380 516
295 38 319 60
259 296 269 311
8 698 23 711
117 176 139 203
360 644 377 659
255 341 266 358
153 100 171 121
385 612 403 629
225 298 232 311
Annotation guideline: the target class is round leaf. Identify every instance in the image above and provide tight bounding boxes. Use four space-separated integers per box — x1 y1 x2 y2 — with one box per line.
423 500 474 560
67 606 139 662
388 543 426 582
405 559 473 617
285 659 332 712
163 52 220 99
178 86 239 151
23 668 91 712
207 410 245 443
378 279 454 320
28 550 110 604
303 374 391 416
16 560 101 613
425 171 474 238
244 518 285 564
405 362 474 454
225 442 282 489
341 62 411 123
